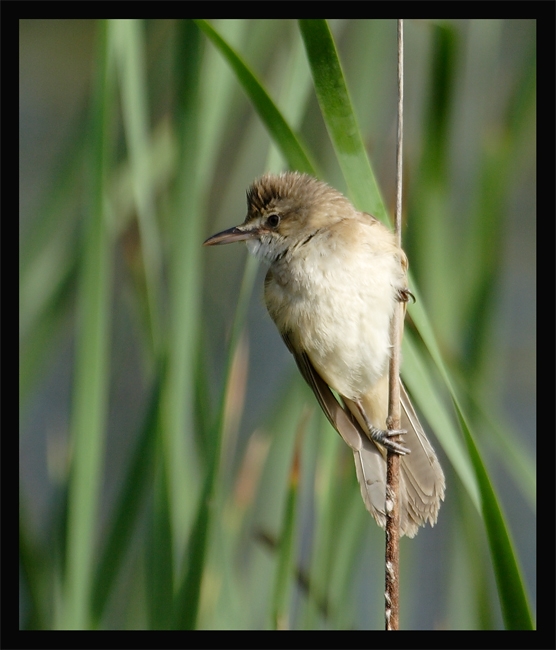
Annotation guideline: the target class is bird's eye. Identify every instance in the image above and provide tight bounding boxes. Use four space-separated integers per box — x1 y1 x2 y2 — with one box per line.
267 214 280 228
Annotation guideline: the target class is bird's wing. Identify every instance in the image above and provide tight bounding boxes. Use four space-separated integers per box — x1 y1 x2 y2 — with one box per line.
281 332 388 529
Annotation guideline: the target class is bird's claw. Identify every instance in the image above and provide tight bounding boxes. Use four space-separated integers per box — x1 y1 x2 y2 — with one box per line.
370 426 410 455
397 288 416 303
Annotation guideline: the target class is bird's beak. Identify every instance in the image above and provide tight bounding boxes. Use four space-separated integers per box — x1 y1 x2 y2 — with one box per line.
203 225 258 246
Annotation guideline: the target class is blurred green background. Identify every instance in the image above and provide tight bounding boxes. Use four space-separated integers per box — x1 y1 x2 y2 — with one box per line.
19 19 535 630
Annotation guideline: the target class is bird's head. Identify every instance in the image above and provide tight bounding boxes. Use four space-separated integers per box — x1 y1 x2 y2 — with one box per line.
203 172 354 264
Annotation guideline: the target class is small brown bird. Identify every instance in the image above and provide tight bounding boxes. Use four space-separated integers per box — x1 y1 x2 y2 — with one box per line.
204 172 445 537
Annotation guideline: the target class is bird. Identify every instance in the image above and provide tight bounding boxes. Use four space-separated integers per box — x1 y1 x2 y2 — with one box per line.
204 171 445 537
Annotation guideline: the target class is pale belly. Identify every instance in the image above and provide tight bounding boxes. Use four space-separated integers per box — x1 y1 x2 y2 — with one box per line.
265 250 397 399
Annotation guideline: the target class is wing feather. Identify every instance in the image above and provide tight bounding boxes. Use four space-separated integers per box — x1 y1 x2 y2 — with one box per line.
282 332 389 528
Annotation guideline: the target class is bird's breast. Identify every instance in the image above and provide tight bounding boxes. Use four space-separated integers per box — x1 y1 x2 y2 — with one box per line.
264 234 399 398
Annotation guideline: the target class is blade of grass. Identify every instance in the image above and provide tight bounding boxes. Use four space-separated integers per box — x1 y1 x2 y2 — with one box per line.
112 19 163 357
19 493 48 630
173 253 260 629
298 19 386 220
155 19 206 628
146 451 175 629
271 410 311 629
91 362 163 625
57 19 113 629
194 19 317 175
409 289 534 630
465 391 535 511
457 407 534 630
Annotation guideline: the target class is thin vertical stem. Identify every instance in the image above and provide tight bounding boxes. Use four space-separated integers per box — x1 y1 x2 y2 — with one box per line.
385 18 404 632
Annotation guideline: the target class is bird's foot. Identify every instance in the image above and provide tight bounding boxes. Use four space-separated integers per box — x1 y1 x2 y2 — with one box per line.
369 426 410 455
397 288 416 303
